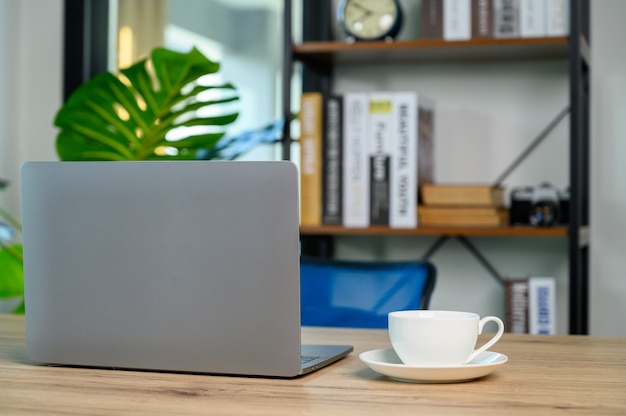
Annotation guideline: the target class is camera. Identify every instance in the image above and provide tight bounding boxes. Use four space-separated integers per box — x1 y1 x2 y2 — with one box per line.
510 183 569 227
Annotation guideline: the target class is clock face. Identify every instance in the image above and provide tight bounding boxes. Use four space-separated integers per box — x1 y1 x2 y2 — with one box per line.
340 0 402 41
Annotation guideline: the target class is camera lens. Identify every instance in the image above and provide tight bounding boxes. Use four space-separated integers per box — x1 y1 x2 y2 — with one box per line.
529 202 559 226
529 183 560 227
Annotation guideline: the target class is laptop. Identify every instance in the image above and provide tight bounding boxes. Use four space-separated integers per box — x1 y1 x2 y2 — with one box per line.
21 161 352 377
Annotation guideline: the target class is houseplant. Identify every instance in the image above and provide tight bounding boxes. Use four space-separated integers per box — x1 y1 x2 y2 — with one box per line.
54 46 282 161
0 181 24 314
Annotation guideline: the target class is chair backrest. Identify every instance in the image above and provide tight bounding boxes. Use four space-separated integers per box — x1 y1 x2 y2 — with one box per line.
300 256 437 329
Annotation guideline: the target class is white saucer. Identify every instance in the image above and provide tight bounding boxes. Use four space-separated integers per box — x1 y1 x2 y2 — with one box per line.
359 348 508 383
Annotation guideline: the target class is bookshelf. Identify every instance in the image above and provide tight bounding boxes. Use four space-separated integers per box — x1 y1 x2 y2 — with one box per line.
301 225 568 237
281 0 590 334
293 36 570 63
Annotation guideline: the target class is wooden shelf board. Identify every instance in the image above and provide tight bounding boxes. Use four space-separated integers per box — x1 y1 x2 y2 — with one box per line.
293 37 569 64
300 225 568 237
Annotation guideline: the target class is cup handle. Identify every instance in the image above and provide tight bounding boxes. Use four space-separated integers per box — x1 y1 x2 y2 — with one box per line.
464 316 505 364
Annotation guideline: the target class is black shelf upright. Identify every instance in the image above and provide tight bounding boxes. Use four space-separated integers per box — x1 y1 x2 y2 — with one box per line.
568 0 591 335
63 0 110 101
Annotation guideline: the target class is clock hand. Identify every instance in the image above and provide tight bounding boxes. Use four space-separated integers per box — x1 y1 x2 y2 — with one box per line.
354 9 372 22
350 2 373 23
350 1 372 14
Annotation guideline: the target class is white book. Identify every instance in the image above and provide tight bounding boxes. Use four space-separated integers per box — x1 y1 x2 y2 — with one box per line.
528 277 556 335
368 92 394 226
444 0 471 40
390 92 417 229
546 0 569 36
520 0 546 37
342 93 370 228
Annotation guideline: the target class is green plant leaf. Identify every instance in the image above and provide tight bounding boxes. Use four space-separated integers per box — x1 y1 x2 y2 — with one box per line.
54 47 239 161
12 299 25 314
0 244 23 299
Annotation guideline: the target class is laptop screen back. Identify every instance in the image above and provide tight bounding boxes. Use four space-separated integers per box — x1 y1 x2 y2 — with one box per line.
21 161 302 377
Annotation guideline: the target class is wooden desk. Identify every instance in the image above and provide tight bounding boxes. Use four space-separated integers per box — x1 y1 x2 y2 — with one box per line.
1 315 625 415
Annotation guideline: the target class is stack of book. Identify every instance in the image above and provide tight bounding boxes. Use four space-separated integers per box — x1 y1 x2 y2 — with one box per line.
299 91 435 229
417 184 508 227
504 277 556 334
422 0 569 41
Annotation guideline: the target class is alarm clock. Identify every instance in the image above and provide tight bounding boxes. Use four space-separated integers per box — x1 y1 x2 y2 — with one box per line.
337 0 403 41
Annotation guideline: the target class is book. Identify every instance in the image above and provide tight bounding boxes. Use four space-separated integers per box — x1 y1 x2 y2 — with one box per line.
505 276 557 335
299 92 323 226
504 279 529 333
420 184 504 207
390 92 418 229
368 93 393 226
420 0 444 39
342 93 370 228
493 0 520 38
520 0 547 37
322 95 343 225
546 0 569 36
471 0 493 38
443 0 472 41
417 206 509 227
528 276 557 334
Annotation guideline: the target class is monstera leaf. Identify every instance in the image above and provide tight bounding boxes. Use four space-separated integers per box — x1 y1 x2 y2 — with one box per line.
0 244 23 295
0 203 23 314
54 47 239 161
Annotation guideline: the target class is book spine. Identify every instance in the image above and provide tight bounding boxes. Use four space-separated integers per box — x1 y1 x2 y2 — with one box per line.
471 0 493 38
444 0 472 40
504 279 529 333
493 0 520 38
528 276 557 334
322 95 343 225
299 92 323 226
390 92 418 229
520 0 547 37
417 206 509 226
368 94 392 226
368 93 393 226
421 184 504 206
420 0 444 39
342 93 370 228
417 96 435 204
546 0 569 36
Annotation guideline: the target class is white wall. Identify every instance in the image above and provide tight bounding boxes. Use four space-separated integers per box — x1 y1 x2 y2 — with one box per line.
0 0 624 335
0 0 62 219
590 0 626 336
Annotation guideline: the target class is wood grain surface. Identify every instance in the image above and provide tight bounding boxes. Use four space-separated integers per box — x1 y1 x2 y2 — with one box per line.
1 315 625 415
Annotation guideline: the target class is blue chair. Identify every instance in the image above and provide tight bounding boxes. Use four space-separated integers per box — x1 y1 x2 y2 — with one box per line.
300 256 437 329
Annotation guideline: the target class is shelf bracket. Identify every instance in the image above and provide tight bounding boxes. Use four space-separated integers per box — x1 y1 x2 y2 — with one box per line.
420 236 449 260
493 105 570 187
420 234 506 286
455 236 506 286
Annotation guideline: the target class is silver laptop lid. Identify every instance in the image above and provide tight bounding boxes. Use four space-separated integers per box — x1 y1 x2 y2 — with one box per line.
21 161 302 377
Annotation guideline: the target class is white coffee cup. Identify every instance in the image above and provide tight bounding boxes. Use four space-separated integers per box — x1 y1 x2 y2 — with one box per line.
388 310 504 367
